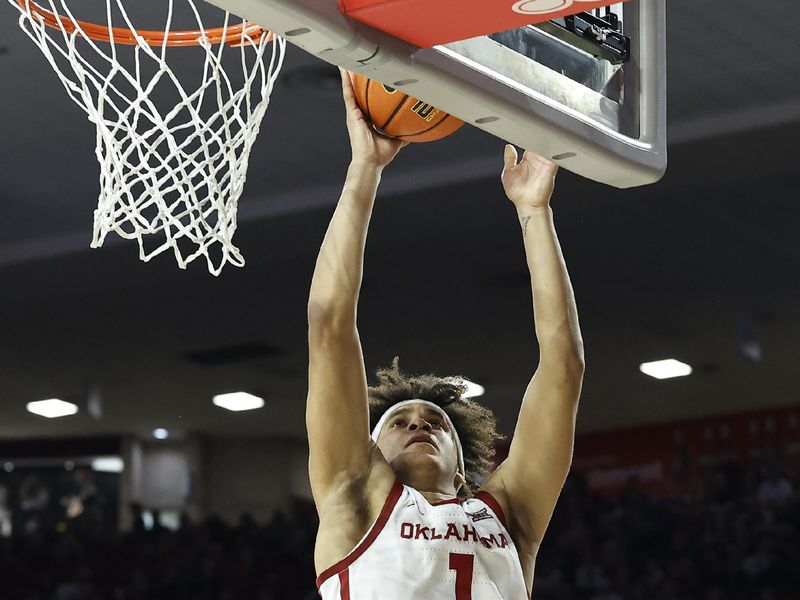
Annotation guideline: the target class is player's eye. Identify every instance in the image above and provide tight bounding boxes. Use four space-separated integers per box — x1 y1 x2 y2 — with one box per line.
392 419 405 428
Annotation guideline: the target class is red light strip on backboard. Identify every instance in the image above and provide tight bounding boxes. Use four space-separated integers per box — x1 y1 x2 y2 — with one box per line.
340 0 630 48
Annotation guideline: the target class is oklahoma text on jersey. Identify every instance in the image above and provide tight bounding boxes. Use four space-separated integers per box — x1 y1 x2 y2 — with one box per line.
399 520 511 549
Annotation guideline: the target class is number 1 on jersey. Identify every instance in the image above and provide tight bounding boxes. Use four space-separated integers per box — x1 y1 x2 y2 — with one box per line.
449 553 474 600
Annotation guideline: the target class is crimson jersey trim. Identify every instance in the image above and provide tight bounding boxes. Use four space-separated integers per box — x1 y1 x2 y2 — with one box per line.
338 570 350 600
473 490 508 528
316 478 404 589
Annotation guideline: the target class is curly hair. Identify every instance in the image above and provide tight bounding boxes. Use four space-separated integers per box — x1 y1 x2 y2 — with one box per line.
368 357 504 498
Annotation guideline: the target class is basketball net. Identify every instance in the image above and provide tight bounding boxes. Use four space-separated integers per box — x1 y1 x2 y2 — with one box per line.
9 0 286 275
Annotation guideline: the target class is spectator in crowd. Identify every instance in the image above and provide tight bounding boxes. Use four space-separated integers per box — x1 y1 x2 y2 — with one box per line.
16 475 50 538
0 484 11 537
757 462 794 508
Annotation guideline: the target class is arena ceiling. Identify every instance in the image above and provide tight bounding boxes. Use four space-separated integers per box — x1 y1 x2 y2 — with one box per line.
0 0 798 443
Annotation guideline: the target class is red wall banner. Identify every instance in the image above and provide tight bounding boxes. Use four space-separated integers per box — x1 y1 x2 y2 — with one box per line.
494 404 800 498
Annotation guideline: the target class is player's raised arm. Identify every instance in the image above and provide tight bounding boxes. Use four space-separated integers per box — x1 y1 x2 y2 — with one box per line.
483 145 585 547
306 70 406 504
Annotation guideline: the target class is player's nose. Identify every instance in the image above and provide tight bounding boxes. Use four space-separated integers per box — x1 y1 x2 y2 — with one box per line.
408 418 433 432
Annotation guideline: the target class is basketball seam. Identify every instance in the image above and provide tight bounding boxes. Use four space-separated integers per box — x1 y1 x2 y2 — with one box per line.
364 78 374 123
396 114 453 139
379 94 411 131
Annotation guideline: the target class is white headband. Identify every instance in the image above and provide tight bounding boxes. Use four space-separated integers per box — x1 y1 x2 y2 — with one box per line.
371 399 465 478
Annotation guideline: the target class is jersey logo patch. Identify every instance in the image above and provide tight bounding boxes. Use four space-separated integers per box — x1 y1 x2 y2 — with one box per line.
466 508 492 522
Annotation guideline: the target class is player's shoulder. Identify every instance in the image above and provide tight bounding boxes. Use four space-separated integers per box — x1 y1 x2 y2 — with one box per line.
479 473 543 554
475 473 512 520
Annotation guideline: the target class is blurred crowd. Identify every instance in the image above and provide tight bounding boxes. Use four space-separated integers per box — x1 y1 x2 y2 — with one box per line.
0 455 797 600
536 455 799 600
0 478 318 600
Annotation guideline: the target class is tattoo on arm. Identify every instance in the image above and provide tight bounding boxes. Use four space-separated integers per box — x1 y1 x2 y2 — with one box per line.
521 215 531 236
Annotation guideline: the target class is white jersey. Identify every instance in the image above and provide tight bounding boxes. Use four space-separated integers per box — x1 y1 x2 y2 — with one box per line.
317 480 529 600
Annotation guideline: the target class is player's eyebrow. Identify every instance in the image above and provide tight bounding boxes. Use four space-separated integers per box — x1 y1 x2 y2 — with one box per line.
389 406 447 424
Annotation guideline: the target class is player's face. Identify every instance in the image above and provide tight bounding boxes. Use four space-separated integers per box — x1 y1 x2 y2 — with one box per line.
376 404 460 482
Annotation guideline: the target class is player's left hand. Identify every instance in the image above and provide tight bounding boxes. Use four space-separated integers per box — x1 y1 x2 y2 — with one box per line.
340 68 407 169
501 144 558 211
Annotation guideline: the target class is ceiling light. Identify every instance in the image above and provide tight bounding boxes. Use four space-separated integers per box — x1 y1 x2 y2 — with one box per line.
446 377 485 399
92 457 124 473
27 399 79 418
462 379 486 398
639 359 692 380
213 391 265 412
153 428 169 440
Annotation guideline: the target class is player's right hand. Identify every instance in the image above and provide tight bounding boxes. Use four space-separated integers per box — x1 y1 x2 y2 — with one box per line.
340 68 407 169
501 144 558 212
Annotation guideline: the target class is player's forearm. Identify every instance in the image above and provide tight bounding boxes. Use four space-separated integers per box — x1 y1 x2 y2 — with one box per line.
519 206 584 367
308 161 383 324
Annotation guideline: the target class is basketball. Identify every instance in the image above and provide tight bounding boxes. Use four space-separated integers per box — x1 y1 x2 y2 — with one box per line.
349 72 464 143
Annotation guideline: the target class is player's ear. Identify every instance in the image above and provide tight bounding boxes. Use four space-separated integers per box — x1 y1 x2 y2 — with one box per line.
454 471 466 490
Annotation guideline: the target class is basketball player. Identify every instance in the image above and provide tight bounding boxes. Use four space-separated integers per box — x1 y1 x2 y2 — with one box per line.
306 69 584 599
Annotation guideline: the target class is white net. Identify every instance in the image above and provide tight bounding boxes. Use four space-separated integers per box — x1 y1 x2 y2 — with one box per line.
10 0 286 275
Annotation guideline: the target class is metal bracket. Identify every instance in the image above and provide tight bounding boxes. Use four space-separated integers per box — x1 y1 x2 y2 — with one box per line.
549 10 631 64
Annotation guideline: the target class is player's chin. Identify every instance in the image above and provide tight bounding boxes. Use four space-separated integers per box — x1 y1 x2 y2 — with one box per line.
390 452 447 477
398 447 443 467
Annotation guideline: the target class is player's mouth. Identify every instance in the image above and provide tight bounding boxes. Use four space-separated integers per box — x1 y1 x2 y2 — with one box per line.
406 434 437 449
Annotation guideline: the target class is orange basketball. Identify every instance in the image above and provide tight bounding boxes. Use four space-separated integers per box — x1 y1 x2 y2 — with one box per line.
349 72 464 143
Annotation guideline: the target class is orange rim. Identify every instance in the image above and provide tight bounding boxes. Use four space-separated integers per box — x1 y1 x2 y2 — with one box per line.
17 0 271 46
